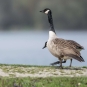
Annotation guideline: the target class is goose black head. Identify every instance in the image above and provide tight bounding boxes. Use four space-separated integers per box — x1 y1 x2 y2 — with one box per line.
40 8 51 15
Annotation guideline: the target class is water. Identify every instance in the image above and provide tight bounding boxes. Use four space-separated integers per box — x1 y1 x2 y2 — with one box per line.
0 30 87 66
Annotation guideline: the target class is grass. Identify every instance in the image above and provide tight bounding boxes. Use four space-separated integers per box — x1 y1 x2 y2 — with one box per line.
0 64 87 86
0 77 87 87
0 63 50 68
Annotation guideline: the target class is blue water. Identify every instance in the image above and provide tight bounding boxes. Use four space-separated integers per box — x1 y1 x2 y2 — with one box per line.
0 30 87 66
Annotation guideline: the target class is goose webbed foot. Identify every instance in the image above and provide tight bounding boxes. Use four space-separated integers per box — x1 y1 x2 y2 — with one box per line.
50 60 66 66
50 61 60 65
57 65 63 69
59 66 63 69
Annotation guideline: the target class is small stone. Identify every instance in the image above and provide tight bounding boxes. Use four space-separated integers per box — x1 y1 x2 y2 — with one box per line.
78 83 81 86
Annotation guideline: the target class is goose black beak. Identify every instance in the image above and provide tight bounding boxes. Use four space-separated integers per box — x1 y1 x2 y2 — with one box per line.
40 10 44 13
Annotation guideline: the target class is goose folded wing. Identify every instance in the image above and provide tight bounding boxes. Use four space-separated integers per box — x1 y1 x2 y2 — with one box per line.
66 40 84 50
62 47 85 62
52 38 84 62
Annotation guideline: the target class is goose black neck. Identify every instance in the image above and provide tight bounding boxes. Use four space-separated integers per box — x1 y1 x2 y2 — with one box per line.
48 12 56 33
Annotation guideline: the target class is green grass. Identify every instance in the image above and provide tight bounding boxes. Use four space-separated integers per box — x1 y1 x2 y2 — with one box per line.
0 64 87 86
0 63 50 68
0 77 87 87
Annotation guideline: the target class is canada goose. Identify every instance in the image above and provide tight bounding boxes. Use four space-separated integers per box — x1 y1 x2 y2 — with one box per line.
42 40 84 67
40 8 85 68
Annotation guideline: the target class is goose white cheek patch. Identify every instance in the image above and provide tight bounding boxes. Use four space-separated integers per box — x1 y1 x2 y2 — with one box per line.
45 10 50 14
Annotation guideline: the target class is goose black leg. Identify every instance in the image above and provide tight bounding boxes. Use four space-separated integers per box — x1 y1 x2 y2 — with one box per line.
60 59 63 69
50 60 66 65
69 59 72 67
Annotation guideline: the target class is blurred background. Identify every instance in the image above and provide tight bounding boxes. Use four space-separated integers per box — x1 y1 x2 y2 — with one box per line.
0 0 87 66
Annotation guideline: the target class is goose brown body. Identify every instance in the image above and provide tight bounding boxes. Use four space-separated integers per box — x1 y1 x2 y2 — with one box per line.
42 38 84 66
47 31 84 62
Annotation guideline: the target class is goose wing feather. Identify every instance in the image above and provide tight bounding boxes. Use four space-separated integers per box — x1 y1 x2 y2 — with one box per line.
52 38 84 62
67 40 84 50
